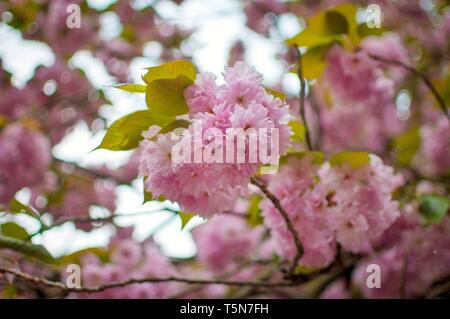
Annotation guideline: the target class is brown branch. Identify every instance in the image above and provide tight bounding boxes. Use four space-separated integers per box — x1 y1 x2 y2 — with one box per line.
26 208 179 239
0 267 296 294
368 54 449 119
426 278 450 298
250 177 304 277
296 47 314 150
169 260 256 299
308 86 322 150
310 261 355 298
399 253 409 299
53 158 130 185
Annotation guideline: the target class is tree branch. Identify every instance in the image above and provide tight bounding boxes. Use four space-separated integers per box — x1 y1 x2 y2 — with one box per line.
296 47 314 150
368 54 449 119
399 253 409 299
250 177 304 277
0 267 296 294
40 208 178 232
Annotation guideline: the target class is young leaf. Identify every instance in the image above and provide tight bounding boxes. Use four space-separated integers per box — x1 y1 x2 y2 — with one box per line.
418 195 449 224
159 119 191 134
325 11 348 35
289 120 306 143
143 59 196 84
329 151 370 168
114 83 147 93
0 222 29 241
301 44 333 79
142 178 166 203
287 4 357 48
2 284 18 299
178 211 195 231
391 127 420 166
0 115 7 128
8 199 39 218
247 195 263 227
145 75 192 117
265 87 287 100
294 265 321 275
331 3 358 37
97 110 173 151
357 23 387 38
0 235 54 262
58 247 110 265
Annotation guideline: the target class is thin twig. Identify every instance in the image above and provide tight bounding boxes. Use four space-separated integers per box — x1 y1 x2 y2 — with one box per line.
308 86 322 150
250 177 304 277
426 278 450 298
48 208 177 230
22 208 179 240
310 262 355 298
169 260 256 299
399 253 409 299
368 54 449 119
296 48 314 150
53 158 130 184
0 267 296 294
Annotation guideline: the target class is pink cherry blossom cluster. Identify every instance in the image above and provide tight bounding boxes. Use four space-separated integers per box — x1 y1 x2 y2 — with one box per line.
353 208 450 298
315 39 407 151
25 0 100 56
0 124 51 204
36 63 105 137
244 0 287 35
72 239 177 299
415 116 450 176
261 154 403 268
49 179 116 232
139 62 293 216
1 59 106 144
193 214 265 272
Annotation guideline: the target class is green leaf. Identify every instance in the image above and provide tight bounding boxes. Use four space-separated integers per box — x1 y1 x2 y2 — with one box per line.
357 23 387 38
97 110 173 151
433 75 450 109
0 222 29 241
265 87 287 100
301 44 333 79
294 265 321 275
143 190 166 203
2 284 18 299
287 4 357 48
0 235 53 262
159 119 191 134
114 83 147 93
178 211 195 230
325 11 349 35
287 31 342 49
329 151 370 168
0 115 7 128
143 190 153 203
247 195 263 227
8 199 39 218
289 120 306 143
280 151 325 166
418 195 449 224
142 178 166 203
331 3 358 37
145 75 192 117
392 127 420 166
287 12 339 46
142 59 196 84
58 247 109 265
